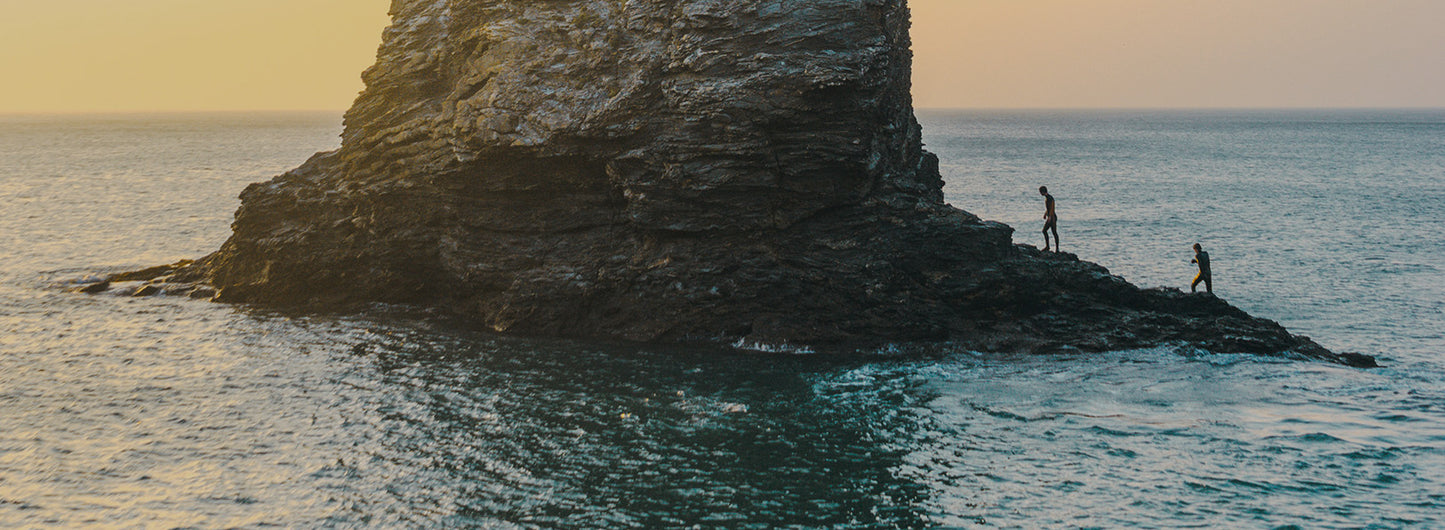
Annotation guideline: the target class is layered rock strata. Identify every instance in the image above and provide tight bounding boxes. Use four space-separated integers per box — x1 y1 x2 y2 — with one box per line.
109 0 1372 366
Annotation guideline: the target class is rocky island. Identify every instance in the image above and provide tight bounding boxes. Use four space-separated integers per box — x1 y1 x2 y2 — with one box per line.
95 0 1373 366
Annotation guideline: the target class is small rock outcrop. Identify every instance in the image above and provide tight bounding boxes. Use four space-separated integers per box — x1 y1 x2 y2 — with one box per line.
115 0 1371 366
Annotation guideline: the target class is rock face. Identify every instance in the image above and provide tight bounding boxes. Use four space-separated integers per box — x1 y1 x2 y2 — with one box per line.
139 0 1370 366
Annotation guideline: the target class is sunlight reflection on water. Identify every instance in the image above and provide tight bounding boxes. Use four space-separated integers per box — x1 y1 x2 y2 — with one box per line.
0 111 1442 527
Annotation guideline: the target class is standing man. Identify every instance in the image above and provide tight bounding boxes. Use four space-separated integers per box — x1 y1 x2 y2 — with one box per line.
1039 186 1058 252
1191 243 1212 293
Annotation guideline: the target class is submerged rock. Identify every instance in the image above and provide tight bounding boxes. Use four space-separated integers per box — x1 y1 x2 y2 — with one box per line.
109 261 191 283
133 284 161 297
117 0 1369 366
70 281 111 294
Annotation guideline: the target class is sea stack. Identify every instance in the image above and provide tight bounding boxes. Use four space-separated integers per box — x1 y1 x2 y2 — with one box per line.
137 0 1370 365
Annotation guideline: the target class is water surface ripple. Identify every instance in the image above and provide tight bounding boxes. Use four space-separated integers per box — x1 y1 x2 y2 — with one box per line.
1 111 1441 528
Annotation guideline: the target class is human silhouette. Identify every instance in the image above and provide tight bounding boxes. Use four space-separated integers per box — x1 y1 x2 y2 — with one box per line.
1191 243 1212 293
1039 186 1058 252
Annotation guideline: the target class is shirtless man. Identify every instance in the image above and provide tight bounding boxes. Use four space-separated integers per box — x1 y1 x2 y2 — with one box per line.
1039 186 1058 252
1191 243 1212 293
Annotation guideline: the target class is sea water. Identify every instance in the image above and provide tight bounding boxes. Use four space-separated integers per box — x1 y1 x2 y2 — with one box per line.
0 110 1441 528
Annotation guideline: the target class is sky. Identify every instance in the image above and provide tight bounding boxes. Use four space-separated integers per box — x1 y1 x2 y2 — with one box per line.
0 0 1442 112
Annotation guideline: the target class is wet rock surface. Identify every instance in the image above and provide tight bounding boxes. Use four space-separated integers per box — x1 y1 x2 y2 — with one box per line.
104 0 1372 366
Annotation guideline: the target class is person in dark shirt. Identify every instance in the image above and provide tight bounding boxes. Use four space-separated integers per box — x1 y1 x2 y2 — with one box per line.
1039 186 1058 252
1191 243 1212 293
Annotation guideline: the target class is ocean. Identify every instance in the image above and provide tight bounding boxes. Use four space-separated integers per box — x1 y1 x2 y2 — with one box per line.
0 110 1441 528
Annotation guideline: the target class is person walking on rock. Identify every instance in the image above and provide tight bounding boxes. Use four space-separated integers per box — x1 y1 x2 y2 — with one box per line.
1191 243 1213 294
1039 186 1059 252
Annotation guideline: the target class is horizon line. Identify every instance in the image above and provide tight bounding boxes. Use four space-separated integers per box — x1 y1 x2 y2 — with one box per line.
4 106 1444 117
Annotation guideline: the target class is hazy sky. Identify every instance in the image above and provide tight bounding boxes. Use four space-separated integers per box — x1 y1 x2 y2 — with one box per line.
1 0 1442 112
910 0 1445 108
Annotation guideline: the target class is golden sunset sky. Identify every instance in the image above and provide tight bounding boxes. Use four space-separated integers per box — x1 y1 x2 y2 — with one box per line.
1 0 1442 112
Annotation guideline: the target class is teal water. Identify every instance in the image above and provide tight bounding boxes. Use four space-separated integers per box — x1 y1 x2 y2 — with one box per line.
0 111 1441 528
